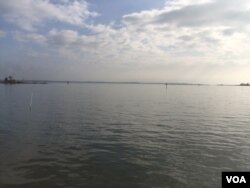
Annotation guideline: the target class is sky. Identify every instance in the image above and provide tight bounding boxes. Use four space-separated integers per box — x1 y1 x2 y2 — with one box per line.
0 0 250 84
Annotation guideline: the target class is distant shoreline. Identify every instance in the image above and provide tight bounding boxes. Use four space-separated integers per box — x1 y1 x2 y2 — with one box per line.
1 80 248 86
0 80 48 84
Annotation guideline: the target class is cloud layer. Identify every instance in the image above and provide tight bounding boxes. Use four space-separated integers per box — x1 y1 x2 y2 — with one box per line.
0 0 97 31
1 0 250 83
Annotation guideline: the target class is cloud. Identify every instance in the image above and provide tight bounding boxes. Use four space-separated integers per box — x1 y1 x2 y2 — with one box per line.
120 0 250 61
123 0 250 28
14 31 46 44
2 0 250 83
14 0 250 68
0 0 98 31
154 1 250 27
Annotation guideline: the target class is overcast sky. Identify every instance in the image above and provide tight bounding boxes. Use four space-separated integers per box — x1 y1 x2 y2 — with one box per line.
0 0 250 84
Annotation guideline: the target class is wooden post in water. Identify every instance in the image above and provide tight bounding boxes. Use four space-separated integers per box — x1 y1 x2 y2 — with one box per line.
29 93 33 111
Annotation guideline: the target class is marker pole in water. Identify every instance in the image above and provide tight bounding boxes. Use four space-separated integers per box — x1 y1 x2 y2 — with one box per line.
165 83 168 96
29 93 33 111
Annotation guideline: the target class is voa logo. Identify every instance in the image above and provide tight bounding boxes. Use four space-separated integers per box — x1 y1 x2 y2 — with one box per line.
226 176 246 184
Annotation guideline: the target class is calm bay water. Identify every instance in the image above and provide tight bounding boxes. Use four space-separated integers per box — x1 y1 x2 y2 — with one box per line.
1 83 250 188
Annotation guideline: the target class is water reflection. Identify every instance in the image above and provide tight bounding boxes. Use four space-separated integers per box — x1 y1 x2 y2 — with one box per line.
1 84 250 187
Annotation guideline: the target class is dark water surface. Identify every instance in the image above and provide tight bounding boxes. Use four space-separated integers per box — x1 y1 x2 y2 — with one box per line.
1 84 250 187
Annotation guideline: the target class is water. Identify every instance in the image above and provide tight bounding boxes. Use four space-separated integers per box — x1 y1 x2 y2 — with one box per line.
0 83 250 188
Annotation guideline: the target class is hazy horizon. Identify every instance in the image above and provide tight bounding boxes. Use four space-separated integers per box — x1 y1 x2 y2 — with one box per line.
1 0 250 84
